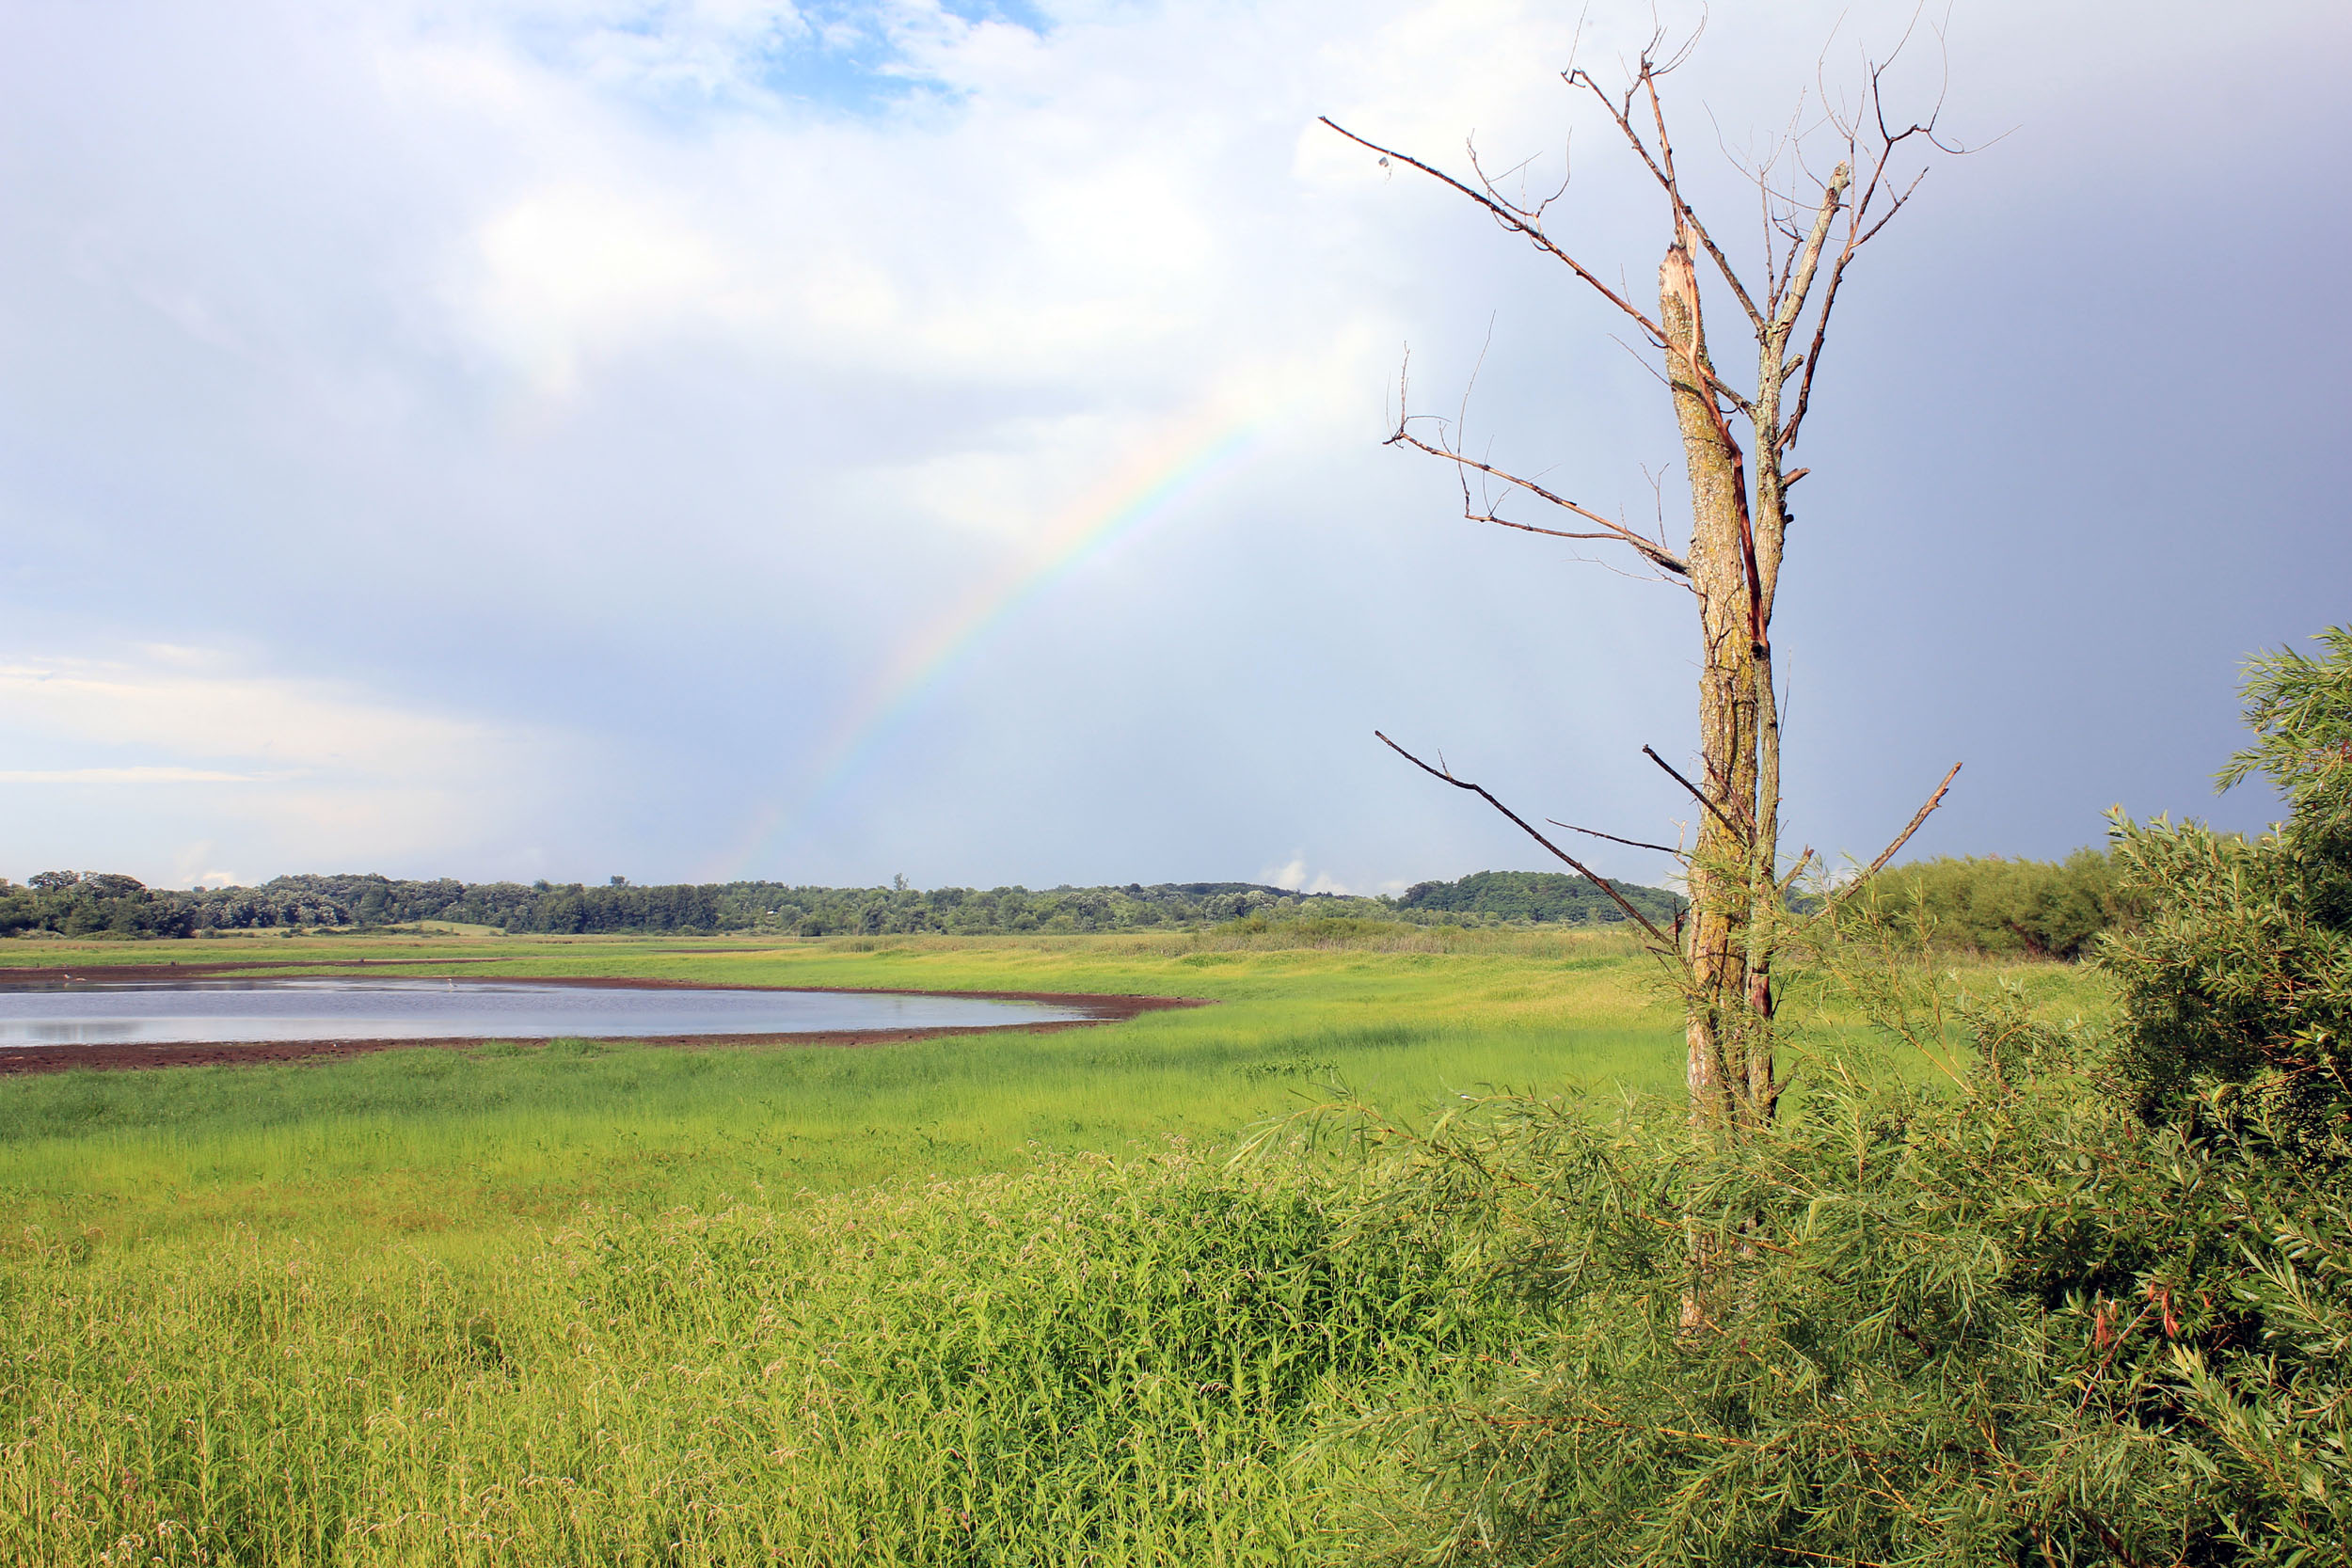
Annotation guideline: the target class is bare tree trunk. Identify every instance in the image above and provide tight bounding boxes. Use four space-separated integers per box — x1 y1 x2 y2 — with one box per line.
1661 237 1756 1136
1329 37 1950 1154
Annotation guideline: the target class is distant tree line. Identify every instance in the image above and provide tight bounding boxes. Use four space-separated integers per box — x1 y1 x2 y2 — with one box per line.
0 868 1692 940
1396 870 1686 928
0 872 354 939
279 876 1378 937
0 861 2140 954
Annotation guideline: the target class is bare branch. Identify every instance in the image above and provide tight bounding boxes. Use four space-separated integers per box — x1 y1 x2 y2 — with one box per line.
1321 118 1667 344
1783 45 1960 451
1853 760 1963 880
1376 731 1678 948
1463 135 1573 229
1644 744 1747 841
1387 425 1690 576
1803 762 1963 934
1782 238 1851 451
1566 62 1767 333
1546 818 1684 856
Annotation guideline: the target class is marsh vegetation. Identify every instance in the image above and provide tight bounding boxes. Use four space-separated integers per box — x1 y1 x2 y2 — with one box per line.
2 727 2346 1566
0 927 2099 1563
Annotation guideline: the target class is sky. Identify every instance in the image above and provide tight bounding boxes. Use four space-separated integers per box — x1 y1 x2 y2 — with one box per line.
2 0 2345 895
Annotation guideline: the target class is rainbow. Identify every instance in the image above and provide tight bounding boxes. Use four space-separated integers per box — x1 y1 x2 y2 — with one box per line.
709 413 1260 879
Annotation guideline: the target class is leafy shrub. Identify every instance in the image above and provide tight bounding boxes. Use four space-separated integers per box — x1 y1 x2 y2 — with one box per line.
2104 626 2352 1162
1867 848 2125 958
1339 991 2350 1564
1340 628 2352 1565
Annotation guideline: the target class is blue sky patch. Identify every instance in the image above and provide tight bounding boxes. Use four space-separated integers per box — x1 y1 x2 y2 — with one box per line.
750 2 1053 115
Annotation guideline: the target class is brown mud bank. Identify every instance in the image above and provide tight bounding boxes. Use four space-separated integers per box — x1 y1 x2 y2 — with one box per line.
0 967 1212 1076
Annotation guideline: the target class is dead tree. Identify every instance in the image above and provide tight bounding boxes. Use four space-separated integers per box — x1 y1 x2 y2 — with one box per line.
1333 30 1962 1139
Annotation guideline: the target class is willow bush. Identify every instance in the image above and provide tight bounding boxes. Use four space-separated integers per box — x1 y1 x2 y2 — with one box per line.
1867 849 2126 960
1338 628 2352 1566
1340 1000 2349 1564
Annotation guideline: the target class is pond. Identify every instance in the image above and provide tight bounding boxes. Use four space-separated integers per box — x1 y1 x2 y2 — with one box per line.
0 975 1092 1049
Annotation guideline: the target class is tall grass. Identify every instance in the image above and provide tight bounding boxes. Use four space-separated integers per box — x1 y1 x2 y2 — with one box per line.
0 930 2108 1562
2 1150 1480 1565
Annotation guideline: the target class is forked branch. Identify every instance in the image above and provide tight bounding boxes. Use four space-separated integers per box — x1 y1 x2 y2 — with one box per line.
1328 111 1767 424
1783 45 1964 451
1569 59 1765 333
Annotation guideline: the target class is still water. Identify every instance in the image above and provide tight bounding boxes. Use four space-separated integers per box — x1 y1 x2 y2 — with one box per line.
0 975 1089 1048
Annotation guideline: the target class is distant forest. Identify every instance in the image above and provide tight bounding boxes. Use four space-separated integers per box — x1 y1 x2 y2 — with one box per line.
0 868 1688 940
1394 869 1685 927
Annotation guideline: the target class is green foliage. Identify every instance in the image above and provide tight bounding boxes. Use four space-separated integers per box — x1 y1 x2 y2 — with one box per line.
0 874 354 938
1396 871 1685 927
1332 628 2352 1564
1867 849 2125 959
2219 624 2352 843
0 927 2103 1561
1339 1004 2352 1565
0 871 1693 942
0 1151 1477 1565
2102 814 2352 1160
0 930 1724 1560
376 874 1412 938
0 876 1429 939
0 927 1696 1246
2104 625 2352 1162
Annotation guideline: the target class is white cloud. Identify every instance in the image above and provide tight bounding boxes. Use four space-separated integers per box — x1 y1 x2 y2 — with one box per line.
0 649 579 882
167 840 240 891
469 185 727 391
408 0 1599 405
1260 853 1352 895
0 655 515 776
0 767 265 784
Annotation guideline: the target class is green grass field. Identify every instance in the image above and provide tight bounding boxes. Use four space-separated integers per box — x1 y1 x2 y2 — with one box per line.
0 929 2107 1565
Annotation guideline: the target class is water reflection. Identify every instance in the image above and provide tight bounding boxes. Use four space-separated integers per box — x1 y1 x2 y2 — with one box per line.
0 976 1088 1048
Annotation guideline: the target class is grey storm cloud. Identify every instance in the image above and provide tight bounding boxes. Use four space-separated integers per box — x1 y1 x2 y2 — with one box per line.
0 0 2344 893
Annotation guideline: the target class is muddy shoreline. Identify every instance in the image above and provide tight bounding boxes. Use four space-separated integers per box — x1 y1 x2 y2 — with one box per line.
0 961 1210 1076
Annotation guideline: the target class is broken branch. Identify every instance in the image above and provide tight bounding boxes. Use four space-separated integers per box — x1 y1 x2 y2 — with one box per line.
1569 63 1767 334
1387 426 1690 576
1855 761 1963 880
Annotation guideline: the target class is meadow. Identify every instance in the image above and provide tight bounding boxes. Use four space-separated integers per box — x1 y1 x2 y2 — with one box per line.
0 928 2105 1565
